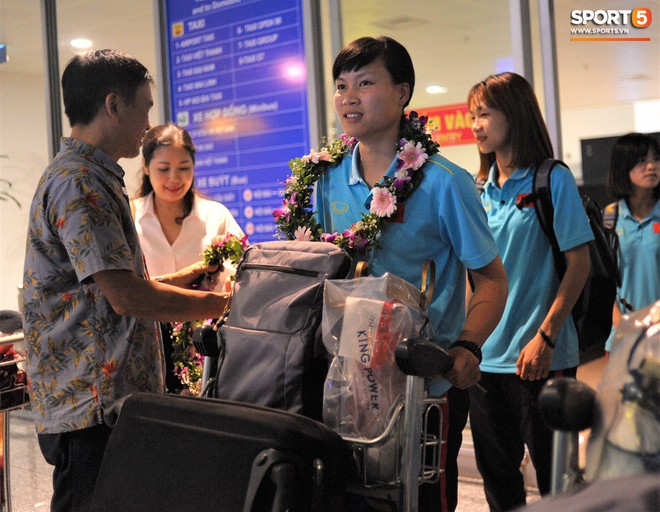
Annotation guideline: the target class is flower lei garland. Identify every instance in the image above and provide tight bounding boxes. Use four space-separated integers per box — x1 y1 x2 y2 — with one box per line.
171 233 248 395
273 112 439 258
202 233 249 269
171 319 208 395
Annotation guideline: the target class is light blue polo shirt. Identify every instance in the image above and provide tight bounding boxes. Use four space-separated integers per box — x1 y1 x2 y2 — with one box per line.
605 198 660 351
479 163 593 373
315 144 499 395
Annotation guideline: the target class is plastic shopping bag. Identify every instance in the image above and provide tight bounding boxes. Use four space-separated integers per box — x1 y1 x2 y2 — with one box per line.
322 273 432 440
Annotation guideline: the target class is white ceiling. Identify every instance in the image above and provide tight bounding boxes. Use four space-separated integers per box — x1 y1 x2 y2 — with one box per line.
1 0 658 113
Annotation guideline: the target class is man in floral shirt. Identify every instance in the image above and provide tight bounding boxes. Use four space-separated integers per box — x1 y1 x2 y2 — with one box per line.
22 50 228 512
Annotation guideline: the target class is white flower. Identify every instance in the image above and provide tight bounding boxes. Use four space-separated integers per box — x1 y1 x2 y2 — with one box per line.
294 226 313 241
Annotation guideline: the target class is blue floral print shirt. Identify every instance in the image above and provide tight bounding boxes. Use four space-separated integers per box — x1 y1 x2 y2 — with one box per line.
22 138 165 434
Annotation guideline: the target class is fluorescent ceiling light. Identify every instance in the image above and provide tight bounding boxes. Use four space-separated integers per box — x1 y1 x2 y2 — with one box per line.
70 38 93 49
426 85 448 94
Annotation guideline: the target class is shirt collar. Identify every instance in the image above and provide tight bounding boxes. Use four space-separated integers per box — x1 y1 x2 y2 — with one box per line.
620 198 660 219
61 137 125 181
348 144 364 186
348 143 402 186
486 162 534 189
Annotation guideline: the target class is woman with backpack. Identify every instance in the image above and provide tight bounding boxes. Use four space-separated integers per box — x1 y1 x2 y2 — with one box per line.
467 72 593 511
605 133 660 351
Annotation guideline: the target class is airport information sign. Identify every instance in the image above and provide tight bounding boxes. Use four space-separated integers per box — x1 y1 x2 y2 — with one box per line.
164 0 310 242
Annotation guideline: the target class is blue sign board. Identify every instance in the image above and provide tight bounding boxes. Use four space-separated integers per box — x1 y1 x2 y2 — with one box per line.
164 0 310 242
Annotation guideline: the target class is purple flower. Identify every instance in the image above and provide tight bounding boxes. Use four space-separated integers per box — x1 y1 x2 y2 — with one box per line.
320 232 338 244
341 134 358 152
273 199 291 221
392 177 409 190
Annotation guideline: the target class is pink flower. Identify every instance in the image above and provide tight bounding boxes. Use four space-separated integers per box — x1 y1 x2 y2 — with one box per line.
398 141 428 171
347 231 369 254
273 193 297 221
294 226 313 241
273 200 291 221
310 149 333 164
320 232 338 244
370 187 397 217
302 149 333 164
341 134 358 152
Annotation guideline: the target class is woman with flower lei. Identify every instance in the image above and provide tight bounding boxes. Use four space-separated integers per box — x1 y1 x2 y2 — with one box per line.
276 36 508 512
274 112 436 258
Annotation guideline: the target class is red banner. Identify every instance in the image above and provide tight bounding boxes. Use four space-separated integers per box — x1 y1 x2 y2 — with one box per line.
409 104 475 147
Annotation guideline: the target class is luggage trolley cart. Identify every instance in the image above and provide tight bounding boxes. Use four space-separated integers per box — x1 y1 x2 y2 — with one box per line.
338 260 453 511
0 330 30 512
192 260 453 512
92 255 454 511
342 362 450 511
191 330 452 512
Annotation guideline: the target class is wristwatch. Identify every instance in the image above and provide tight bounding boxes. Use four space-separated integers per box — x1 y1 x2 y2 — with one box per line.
450 340 483 363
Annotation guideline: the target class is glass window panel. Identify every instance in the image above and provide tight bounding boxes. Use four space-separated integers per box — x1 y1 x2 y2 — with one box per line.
0 0 48 310
552 0 660 204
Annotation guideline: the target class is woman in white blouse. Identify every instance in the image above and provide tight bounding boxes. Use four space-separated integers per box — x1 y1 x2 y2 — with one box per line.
133 123 245 290
132 123 245 391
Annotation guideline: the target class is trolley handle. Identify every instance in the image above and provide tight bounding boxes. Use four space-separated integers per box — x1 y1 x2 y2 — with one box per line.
192 324 222 357
395 337 453 378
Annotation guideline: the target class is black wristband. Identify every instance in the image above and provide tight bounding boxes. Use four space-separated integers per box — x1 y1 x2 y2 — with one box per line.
538 328 555 349
450 340 482 363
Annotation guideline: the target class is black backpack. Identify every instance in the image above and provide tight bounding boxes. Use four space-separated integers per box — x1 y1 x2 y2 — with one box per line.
526 159 620 354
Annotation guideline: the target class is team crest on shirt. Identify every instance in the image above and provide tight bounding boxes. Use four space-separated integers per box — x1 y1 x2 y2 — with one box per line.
331 202 349 215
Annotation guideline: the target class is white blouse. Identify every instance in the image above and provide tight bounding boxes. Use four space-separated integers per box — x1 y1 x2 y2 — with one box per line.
132 193 245 289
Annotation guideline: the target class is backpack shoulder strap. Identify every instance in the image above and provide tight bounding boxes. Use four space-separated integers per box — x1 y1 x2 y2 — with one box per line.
602 201 623 288
475 176 486 195
602 201 619 230
532 158 567 277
